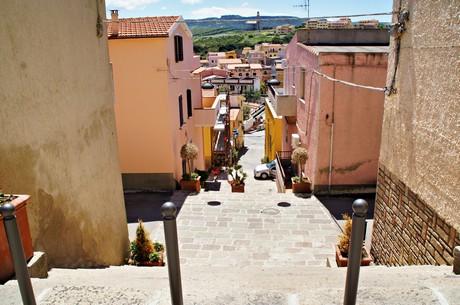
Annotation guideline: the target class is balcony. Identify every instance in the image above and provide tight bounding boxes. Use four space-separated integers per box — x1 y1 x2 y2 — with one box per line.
268 85 296 116
194 107 217 127
194 95 225 127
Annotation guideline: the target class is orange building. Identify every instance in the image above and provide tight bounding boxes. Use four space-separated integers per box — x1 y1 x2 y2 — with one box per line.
108 11 204 190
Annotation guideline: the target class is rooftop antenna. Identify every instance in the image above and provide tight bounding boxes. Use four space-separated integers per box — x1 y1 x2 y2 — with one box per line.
294 0 310 20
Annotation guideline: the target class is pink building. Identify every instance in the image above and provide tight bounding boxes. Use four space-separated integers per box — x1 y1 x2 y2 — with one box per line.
108 11 204 190
277 33 388 194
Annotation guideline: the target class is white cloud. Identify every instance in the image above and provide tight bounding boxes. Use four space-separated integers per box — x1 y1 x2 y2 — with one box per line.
181 0 202 4
161 6 167 10
106 0 160 11
242 2 248 7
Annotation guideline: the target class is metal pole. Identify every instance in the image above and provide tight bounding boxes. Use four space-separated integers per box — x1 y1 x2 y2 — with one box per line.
343 199 368 305
1 203 36 305
162 202 183 305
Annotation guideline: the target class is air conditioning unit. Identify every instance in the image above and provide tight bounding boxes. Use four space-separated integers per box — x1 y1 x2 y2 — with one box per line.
291 134 300 148
281 59 287 69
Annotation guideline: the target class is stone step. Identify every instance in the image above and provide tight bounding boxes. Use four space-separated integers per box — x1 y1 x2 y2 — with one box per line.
0 265 457 305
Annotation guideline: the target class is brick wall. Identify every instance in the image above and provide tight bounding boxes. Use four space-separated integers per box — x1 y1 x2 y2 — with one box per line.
371 163 460 266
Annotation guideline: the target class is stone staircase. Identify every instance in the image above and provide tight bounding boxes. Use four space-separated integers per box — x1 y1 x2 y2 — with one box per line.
0 265 457 304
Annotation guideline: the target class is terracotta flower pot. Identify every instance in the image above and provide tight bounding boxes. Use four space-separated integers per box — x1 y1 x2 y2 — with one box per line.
230 183 245 193
0 195 34 283
335 245 373 267
292 180 311 193
137 260 165 267
180 179 201 192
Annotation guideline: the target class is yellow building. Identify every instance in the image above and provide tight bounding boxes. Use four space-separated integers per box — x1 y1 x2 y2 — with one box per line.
264 98 283 161
225 50 237 59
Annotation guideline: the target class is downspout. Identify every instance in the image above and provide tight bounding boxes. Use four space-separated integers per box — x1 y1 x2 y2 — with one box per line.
327 66 336 195
328 119 334 194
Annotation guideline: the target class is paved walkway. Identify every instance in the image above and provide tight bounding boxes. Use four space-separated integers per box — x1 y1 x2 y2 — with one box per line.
170 189 339 268
128 180 341 268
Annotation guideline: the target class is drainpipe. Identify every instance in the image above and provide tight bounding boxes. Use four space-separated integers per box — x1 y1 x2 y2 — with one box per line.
327 66 336 195
328 119 334 194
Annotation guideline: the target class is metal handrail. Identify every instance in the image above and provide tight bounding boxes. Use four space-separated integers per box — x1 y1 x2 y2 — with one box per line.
275 152 285 192
275 152 286 181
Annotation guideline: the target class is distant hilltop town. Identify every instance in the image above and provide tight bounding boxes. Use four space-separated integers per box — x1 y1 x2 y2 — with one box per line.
305 18 387 29
186 14 389 31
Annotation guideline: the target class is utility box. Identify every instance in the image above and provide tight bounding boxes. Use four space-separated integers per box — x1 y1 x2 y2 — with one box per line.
291 134 300 148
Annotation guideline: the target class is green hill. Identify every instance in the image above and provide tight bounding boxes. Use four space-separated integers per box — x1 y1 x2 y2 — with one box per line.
189 15 300 59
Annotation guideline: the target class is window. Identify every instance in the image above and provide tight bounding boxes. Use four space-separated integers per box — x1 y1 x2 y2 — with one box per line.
178 95 184 127
174 35 184 63
299 68 306 100
186 89 192 118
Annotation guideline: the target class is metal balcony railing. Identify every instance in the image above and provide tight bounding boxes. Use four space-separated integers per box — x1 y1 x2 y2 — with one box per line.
275 151 293 193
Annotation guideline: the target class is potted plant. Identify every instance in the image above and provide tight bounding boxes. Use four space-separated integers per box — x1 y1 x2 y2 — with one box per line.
0 193 34 284
148 252 164 266
290 147 311 193
180 142 200 192
228 163 247 193
335 214 373 267
128 219 164 266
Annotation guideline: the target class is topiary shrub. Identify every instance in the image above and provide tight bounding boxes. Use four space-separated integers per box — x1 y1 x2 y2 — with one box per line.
180 142 198 180
291 147 309 182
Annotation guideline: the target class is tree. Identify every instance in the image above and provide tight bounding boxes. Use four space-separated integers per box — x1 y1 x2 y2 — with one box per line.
243 87 261 103
260 82 267 95
291 147 309 181
180 142 198 180
243 104 251 120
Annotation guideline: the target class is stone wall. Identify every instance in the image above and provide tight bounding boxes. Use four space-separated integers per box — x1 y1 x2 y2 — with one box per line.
372 163 460 265
372 0 459 266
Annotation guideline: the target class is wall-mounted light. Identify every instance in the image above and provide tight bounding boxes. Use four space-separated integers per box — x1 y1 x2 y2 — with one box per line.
267 77 280 86
201 81 214 89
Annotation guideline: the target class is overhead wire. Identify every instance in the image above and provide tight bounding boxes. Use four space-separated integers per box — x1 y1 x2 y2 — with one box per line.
104 12 396 24
312 70 385 92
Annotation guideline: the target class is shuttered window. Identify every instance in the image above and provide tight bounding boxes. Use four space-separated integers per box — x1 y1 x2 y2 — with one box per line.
178 95 184 128
186 89 192 118
174 35 184 63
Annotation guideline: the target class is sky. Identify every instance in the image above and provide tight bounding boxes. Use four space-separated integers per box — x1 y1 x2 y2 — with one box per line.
105 0 394 22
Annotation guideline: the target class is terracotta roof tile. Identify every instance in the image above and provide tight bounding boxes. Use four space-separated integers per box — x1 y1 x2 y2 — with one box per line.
108 16 181 38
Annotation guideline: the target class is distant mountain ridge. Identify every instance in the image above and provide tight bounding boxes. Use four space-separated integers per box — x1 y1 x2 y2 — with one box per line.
185 15 304 30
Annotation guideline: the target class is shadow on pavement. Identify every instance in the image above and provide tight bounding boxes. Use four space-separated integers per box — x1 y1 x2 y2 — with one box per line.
237 146 248 158
317 194 376 220
124 191 186 223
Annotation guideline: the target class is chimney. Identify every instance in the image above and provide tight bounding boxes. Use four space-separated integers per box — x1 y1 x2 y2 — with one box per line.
110 10 119 36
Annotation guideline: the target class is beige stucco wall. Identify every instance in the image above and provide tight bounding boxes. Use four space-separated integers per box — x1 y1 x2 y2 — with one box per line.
109 22 203 190
0 0 129 267
379 0 459 231
110 38 174 173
